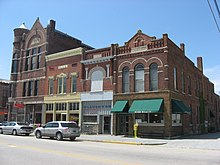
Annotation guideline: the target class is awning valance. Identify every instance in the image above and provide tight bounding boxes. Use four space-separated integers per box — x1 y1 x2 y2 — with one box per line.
111 100 128 113
172 99 191 114
129 99 163 113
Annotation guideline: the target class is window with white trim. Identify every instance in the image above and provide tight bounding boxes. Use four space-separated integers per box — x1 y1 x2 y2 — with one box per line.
91 70 103 92
149 63 158 91
122 66 130 93
172 114 181 124
135 64 144 92
57 76 67 94
71 75 77 93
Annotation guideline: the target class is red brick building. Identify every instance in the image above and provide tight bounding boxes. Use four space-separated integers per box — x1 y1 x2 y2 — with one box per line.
8 18 92 124
111 30 220 137
80 47 114 134
44 48 84 124
0 79 10 122
8 18 219 137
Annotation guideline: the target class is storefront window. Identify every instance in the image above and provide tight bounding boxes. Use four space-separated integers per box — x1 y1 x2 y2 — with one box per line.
83 116 97 123
135 113 163 124
172 114 181 124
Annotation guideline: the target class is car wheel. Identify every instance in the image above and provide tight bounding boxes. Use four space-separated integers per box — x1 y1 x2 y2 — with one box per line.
0 128 3 134
12 130 17 136
70 137 76 141
56 132 63 141
35 131 42 138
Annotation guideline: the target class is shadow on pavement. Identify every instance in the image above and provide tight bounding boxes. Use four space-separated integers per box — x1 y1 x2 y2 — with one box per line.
178 132 220 140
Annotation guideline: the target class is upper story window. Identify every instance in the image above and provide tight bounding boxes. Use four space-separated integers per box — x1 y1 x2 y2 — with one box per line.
71 75 77 93
91 70 103 92
32 48 37 55
34 80 39 96
38 47 42 54
174 67 178 90
122 66 130 93
13 53 18 59
24 47 42 71
22 82 27 97
135 63 144 92
28 81 33 96
48 78 54 95
182 71 185 93
26 50 30 57
57 75 67 94
11 60 18 73
188 75 192 95
149 63 158 91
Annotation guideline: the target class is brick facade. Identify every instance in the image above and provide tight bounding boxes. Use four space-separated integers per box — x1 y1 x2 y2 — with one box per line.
0 80 10 122
112 30 220 137
8 19 220 137
8 18 92 124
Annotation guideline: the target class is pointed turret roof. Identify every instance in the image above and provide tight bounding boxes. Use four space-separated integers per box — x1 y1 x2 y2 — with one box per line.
18 23 28 29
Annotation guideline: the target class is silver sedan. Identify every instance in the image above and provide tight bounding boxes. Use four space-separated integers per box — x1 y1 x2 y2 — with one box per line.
1 122 33 136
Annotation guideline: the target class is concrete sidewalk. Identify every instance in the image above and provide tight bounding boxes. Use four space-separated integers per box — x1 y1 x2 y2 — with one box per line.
78 134 168 145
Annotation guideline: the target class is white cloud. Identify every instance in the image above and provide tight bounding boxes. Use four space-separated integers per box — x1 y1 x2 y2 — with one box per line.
204 65 220 95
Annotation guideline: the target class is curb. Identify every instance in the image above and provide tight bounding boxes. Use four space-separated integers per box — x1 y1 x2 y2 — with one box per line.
81 139 167 145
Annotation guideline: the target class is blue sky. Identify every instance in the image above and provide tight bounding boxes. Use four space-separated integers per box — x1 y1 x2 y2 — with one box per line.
0 0 220 93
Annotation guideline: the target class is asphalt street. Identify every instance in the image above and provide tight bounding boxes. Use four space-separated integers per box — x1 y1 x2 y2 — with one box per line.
1 133 220 165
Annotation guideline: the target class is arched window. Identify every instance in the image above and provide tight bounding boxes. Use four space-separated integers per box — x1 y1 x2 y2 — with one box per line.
91 70 103 92
122 66 130 93
149 63 158 91
135 64 144 92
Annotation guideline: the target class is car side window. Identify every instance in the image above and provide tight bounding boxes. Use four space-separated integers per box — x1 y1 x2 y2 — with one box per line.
52 123 59 128
9 123 15 126
45 123 53 128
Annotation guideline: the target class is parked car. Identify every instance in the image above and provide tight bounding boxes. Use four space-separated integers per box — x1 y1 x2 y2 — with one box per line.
1 121 33 136
0 121 8 134
34 121 80 141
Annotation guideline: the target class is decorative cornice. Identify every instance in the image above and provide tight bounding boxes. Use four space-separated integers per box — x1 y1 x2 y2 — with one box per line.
46 47 83 62
17 76 46 83
117 46 167 59
81 56 113 65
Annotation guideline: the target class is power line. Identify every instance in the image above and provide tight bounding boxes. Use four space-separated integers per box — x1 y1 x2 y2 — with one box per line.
207 0 220 32
214 0 220 18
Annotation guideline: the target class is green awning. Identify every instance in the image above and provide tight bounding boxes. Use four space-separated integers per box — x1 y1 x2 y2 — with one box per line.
111 100 128 113
172 99 191 114
129 99 163 113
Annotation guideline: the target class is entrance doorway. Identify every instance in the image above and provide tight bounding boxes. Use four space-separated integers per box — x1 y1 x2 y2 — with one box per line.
118 115 129 135
104 116 111 134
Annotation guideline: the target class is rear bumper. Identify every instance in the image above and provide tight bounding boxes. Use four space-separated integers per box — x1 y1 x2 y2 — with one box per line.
17 129 33 135
62 133 80 138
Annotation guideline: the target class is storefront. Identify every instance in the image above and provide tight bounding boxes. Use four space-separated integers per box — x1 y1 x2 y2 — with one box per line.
81 91 113 134
44 94 81 125
112 98 191 137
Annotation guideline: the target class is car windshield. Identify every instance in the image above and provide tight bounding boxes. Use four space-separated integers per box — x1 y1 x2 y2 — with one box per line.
61 123 79 128
17 122 28 126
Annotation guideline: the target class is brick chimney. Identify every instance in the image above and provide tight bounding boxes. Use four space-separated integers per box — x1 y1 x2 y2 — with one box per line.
197 57 203 73
180 43 185 55
47 20 56 33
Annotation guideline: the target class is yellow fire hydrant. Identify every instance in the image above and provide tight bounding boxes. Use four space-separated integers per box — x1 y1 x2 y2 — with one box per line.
133 123 138 138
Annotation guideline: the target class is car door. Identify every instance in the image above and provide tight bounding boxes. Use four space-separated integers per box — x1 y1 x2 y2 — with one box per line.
42 122 53 137
2 122 10 134
7 122 15 134
50 122 59 137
